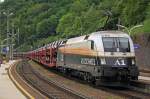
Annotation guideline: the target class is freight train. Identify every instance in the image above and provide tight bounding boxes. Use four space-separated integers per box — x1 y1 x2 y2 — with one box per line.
23 31 139 86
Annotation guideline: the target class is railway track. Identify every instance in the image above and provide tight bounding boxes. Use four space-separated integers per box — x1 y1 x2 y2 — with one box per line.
16 60 88 99
140 69 150 77
15 60 150 99
140 69 150 74
28 60 150 99
95 85 150 99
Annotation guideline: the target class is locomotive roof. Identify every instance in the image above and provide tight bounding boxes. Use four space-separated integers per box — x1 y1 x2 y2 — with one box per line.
66 31 129 44
66 35 86 44
91 31 128 36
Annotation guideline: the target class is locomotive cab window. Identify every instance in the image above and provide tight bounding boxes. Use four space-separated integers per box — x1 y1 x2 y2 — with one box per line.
102 37 117 52
118 37 130 52
102 37 130 52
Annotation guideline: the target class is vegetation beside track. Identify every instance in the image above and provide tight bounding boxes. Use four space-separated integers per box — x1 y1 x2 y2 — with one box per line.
0 0 150 51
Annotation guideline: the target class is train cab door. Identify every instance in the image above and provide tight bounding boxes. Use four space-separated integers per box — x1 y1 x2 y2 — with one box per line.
88 37 100 66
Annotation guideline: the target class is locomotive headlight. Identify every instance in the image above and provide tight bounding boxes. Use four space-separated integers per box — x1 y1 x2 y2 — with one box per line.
132 59 135 65
101 58 106 65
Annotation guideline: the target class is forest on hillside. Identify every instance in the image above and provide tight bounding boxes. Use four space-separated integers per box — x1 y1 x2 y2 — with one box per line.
0 0 150 51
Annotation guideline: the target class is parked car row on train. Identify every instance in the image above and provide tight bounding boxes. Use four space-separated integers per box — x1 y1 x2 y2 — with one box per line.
16 31 139 86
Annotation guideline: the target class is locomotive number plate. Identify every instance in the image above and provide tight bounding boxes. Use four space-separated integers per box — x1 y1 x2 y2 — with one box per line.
81 58 96 66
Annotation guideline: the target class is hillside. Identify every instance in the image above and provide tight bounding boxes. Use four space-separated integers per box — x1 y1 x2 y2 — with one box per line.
0 0 150 51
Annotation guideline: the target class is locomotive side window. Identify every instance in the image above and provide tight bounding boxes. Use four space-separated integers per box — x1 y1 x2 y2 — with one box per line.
91 40 94 50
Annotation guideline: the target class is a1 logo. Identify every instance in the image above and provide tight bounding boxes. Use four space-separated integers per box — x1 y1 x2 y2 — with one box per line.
114 59 126 66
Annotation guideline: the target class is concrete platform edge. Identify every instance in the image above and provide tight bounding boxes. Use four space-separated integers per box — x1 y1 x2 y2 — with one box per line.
8 61 34 99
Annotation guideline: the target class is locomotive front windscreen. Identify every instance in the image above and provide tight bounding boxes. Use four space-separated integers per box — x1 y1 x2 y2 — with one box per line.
102 37 130 52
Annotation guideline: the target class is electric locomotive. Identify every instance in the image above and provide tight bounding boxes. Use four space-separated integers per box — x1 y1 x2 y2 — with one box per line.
25 31 139 86
56 31 139 85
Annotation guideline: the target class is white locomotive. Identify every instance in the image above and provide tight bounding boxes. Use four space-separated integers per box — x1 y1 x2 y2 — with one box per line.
57 31 139 85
